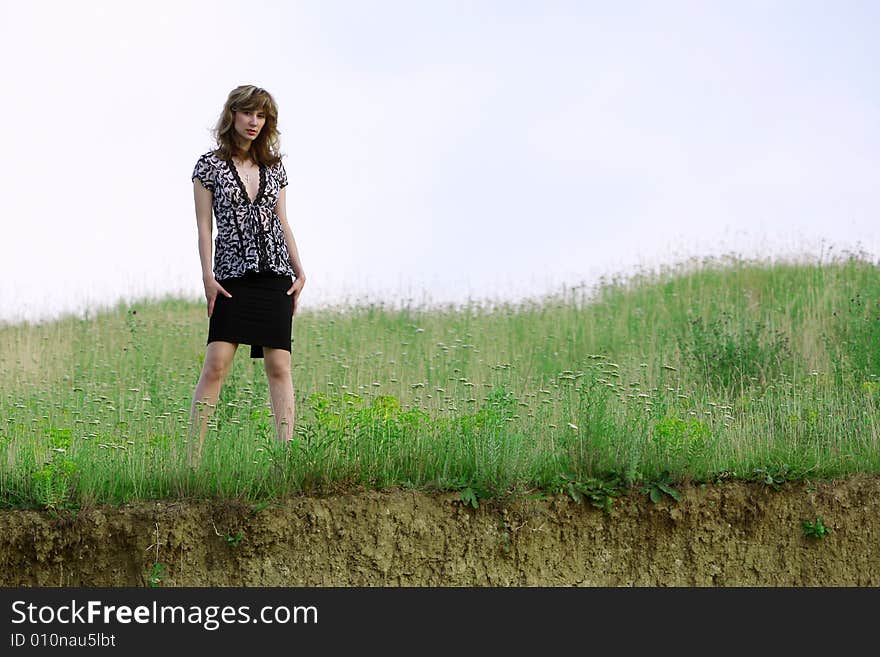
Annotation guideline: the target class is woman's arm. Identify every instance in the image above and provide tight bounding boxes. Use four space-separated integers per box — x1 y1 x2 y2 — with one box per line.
276 186 306 316
194 179 230 317
276 186 306 281
194 179 215 281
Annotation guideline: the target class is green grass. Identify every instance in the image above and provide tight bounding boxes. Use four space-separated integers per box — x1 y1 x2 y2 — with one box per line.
2 249 880 509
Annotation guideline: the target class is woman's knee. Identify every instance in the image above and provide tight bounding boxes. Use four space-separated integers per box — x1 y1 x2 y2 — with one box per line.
202 359 228 382
263 347 291 380
202 342 237 380
265 363 291 381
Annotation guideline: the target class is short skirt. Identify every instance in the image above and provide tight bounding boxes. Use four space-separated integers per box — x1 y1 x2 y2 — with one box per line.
207 269 294 359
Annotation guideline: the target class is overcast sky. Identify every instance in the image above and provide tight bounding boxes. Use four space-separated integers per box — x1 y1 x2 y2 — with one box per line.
1 0 878 325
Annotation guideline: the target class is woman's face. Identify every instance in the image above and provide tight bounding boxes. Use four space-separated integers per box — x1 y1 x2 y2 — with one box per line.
233 108 267 143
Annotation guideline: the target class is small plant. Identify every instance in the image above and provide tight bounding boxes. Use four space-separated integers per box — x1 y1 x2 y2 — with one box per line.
459 486 480 509
225 530 244 547
678 308 790 396
31 458 77 511
249 501 274 517
436 477 490 509
145 522 166 587
654 416 710 454
751 463 794 491
802 517 831 539
552 473 623 514
145 562 167 587
641 471 682 504
497 515 513 555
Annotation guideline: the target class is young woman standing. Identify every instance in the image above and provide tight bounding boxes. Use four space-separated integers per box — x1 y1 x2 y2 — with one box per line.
188 85 306 464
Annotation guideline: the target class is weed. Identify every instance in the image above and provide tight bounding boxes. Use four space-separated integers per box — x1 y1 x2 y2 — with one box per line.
678 308 790 395
497 515 513 555
653 415 711 462
552 473 623 514
641 471 682 504
459 487 480 509
145 562 167 587
144 522 166 586
802 517 831 539
225 531 244 547
826 292 880 383
31 458 76 511
751 463 796 491
249 501 274 517
436 477 491 509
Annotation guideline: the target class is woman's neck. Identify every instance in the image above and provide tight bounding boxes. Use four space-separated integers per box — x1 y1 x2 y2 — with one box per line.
233 149 254 165
233 136 253 161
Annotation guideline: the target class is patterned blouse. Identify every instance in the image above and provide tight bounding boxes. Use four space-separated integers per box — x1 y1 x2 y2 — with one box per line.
191 150 295 281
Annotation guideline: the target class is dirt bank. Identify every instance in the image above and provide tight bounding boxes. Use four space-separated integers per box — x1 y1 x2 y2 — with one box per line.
1 477 878 586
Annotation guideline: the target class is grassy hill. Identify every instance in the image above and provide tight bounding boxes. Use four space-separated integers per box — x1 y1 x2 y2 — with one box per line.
2 251 879 509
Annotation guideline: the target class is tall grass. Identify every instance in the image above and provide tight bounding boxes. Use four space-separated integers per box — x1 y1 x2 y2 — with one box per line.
2 250 880 508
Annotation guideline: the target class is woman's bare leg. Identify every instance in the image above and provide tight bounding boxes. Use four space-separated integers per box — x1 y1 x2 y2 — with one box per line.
188 341 238 464
263 346 294 441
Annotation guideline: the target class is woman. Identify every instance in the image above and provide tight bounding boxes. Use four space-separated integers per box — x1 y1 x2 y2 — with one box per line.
188 84 306 464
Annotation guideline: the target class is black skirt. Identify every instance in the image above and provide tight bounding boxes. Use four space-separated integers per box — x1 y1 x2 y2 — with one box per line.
207 269 294 358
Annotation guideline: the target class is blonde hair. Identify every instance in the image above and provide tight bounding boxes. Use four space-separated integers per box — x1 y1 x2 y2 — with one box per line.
211 85 283 166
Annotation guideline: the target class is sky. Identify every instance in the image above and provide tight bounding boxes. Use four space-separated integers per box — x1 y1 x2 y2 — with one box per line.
0 0 878 325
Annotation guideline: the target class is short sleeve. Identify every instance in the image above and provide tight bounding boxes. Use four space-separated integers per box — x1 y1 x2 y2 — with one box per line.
278 161 288 189
191 154 215 192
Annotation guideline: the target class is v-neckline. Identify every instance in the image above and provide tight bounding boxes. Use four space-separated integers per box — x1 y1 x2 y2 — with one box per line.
227 158 264 205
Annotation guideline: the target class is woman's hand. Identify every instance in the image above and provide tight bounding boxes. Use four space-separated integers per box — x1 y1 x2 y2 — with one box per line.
286 274 306 317
203 276 232 318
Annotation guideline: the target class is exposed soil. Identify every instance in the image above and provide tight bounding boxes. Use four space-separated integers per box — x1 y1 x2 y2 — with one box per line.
1 477 878 586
